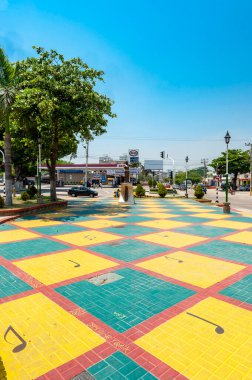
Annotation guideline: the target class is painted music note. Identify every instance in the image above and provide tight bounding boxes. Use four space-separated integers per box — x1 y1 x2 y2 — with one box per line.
186 312 224 334
4 325 27 353
68 259 80 267
165 256 183 263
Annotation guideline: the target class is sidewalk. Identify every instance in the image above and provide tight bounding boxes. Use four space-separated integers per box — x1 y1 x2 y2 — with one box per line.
0 196 252 379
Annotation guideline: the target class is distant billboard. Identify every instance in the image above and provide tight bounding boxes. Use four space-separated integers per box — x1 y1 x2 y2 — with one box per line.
144 160 163 171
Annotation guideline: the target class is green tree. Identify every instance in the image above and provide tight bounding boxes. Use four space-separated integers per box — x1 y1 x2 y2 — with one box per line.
13 47 115 201
210 149 250 188
0 48 18 206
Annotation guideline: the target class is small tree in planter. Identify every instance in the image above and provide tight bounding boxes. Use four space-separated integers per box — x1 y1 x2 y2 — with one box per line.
194 184 204 199
135 184 145 197
152 179 157 188
157 183 168 198
148 178 153 187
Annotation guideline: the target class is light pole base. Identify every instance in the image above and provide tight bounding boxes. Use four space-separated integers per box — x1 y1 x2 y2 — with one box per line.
223 202 230 214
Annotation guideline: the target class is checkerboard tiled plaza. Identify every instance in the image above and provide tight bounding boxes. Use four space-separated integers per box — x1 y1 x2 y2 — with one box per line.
0 197 252 380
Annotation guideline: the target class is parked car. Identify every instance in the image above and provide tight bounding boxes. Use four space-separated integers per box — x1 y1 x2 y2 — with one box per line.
68 186 98 197
239 185 250 191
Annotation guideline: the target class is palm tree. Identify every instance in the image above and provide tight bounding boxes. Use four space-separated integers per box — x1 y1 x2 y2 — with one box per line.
0 48 17 206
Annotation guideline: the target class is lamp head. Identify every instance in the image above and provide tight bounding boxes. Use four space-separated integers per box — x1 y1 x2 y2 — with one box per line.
38 137 42 144
224 131 231 145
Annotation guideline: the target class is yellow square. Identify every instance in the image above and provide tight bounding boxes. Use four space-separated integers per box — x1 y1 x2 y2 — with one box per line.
11 219 64 228
53 230 122 246
190 212 231 219
0 293 104 380
139 213 180 219
204 220 252 229
14 249 118 285
221 231 252 245
135 297 252 379
137 251 245 288
0 229 39 243
73 219 126 229
136 220 191 230
136 231 207 248
38 212 75 219
94 213 129 219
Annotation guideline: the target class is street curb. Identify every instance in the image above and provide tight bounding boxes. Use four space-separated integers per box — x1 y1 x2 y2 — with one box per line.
0 200 68 217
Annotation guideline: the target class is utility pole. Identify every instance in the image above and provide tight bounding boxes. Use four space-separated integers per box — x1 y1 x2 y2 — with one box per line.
201 158 209 182
84 140 89 186
245 142 252 196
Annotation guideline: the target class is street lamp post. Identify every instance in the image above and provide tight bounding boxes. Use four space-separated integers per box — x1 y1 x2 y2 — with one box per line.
223 131 231 213
38 138 42 198
185 156 189 198
245 142 252 196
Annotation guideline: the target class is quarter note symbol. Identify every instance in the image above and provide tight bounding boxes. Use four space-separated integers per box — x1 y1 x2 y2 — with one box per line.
4 325 27 353
186 312 224 334
165 256 183 263
68 259 80 267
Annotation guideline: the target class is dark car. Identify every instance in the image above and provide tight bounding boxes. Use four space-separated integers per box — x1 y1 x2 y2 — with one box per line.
68 186 98 197
239 185 250 191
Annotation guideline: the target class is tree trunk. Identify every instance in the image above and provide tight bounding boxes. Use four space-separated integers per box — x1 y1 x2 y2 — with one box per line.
4 126 12 207
50 166 57 201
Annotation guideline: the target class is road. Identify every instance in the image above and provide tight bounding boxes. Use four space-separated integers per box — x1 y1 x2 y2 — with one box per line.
183 187 252 214
1 184 252 214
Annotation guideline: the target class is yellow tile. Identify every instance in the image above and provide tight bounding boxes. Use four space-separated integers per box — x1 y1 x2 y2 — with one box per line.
136 231 207 248
139 213 180 219
136 220 191 229
190 212 231 219
38 212 75 218
94 213 129 219
11 219 64 228
137 252 244 288
14 249 118 285
135 297 252 379
221 231 252 244
0 229 39 243
0 293 104 380
204 220 252 229
73 219 126 229
53 230 122 246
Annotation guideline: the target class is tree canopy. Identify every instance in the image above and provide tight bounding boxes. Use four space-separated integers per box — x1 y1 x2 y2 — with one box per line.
12 46 116 200
210 149 250 186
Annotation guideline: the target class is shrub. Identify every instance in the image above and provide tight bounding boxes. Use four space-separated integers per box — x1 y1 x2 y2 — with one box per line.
157 183 168 198
194 185 204 199
0 196 4 208
152 180 157 188
148 178 153 187
27 185 38 199
21 191 30 201
135 184 145 197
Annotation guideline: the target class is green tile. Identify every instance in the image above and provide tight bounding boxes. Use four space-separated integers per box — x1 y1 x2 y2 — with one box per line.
0 238 69 260
0 266 32 297
89 239 169 262
176 225 235 237
188 240 252 264
220 274 252 304
56 268 195 332
31 224 85 235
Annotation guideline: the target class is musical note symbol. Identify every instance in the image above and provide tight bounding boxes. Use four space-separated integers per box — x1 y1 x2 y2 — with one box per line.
186 312 224 334
4 325 27 353
68 259 80 267
165 256 183 263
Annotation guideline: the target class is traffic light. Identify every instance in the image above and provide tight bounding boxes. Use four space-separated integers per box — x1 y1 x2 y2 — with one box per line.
170 171 173 180
160 151 165 159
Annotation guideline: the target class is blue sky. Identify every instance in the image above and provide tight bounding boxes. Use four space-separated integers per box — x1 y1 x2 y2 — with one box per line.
1 0 252 169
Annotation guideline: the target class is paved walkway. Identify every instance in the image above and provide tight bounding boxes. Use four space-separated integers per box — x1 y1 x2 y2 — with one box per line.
0 197 252 380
